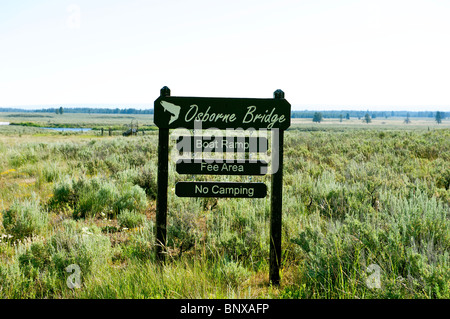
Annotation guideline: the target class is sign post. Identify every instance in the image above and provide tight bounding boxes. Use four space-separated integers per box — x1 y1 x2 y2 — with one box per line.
154 87 290 284
155 86 170 263
269 89 285 285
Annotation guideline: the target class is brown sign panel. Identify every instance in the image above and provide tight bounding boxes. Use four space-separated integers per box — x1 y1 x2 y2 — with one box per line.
176 136 268 153
175 181 267 198
176 159 268 175
154 96 291 130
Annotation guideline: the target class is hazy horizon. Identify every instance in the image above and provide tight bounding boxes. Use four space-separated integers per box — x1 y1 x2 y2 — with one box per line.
1 1 450 111
0 103 448 113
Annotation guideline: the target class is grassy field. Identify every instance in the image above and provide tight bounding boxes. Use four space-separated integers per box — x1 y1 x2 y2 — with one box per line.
0 113 449 298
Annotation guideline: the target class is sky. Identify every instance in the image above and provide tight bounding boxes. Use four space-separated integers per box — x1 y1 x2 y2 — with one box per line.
0 0 449 111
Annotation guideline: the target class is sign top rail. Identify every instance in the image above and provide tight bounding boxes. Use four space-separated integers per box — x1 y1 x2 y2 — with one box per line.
154 95 291 130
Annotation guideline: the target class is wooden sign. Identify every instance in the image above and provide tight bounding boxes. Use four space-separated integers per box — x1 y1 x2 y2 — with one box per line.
155 87 289 285
175 182 267 198
176 159 268 175
154 96 291 130
176 136 268 153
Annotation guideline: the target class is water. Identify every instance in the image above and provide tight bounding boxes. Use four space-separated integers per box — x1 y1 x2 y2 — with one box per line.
0 123 91 131
40 127 92 132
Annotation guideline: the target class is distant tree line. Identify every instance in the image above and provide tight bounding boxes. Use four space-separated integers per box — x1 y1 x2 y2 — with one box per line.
0 108 447 119
291 110 448 119
0 107 154 114
309 111 446 124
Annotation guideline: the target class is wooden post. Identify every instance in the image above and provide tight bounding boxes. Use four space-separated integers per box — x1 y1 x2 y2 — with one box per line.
155 86 171 263
269 89 285 285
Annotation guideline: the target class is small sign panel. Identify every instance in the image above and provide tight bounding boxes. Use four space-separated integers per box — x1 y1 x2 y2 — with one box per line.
176 136 268 153
176 159 268 175
175 181 267 198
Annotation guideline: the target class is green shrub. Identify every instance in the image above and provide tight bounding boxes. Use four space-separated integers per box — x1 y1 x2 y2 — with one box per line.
132 166 158 199
42 161 61 182
113 184 148 214
54 177 148 219
8 147 38 168
49 221 112 276
117 210 146 229
167 210 202 257
104 153 127 174
2 197 49 239
114 166 158 199
120 221 154 261
18 220 113 282
76 178 119 218
220 260 251 287
52 178 77 206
